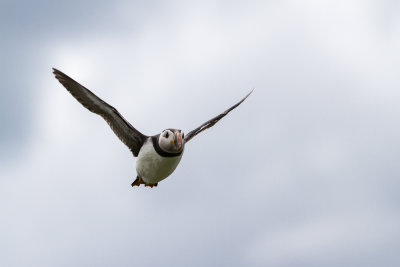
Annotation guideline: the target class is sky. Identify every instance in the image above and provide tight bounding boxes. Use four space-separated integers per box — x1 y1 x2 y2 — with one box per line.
1 0 400 266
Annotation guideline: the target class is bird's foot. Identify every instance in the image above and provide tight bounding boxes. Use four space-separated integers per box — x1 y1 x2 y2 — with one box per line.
131 177 158 188
131 176 143 187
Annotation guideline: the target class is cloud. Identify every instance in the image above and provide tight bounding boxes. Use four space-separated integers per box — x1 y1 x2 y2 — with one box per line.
246 211 400 266
1 0 400 266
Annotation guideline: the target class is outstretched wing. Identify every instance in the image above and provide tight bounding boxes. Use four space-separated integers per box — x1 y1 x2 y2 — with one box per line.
184 89 253 143
52 68 148 156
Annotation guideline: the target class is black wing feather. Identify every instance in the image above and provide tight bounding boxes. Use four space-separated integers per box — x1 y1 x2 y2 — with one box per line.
184 89 253 143
52 68 147 156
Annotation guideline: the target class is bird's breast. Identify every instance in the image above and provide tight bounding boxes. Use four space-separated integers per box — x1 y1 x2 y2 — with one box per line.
136 139 183 184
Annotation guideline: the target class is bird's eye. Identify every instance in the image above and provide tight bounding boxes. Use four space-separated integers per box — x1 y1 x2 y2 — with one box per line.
165 131 169 138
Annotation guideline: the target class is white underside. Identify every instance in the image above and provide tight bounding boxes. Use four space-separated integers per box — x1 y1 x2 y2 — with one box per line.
136 139 183 184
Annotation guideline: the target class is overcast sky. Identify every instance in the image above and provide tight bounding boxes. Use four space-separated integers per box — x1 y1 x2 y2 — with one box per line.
1 1 400 266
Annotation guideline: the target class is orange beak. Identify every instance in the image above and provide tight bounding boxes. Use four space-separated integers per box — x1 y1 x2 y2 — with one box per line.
175 131 182 150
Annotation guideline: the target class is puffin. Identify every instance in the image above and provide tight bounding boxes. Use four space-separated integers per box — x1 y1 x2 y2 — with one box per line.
52 68 252 188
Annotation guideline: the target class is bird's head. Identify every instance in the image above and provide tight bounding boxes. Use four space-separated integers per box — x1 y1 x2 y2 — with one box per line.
159 129 184 154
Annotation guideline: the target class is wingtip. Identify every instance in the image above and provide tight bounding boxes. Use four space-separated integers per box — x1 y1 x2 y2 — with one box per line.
52 68 59 77
52 68 67 81
244 88 254 99
52 67 60 74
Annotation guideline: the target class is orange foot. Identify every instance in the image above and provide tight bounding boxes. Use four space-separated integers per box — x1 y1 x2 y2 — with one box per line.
131 176 143 187
145 183 158 188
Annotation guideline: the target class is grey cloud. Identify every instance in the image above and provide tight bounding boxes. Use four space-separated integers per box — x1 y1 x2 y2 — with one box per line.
1 0 400 267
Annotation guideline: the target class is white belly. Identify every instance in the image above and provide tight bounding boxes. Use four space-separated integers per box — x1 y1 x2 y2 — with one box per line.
136 140 183 184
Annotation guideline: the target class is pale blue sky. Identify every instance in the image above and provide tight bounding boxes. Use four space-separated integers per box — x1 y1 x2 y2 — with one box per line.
1 1 400 266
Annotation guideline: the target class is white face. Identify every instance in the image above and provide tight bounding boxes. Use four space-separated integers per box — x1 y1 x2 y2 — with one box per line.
159 129 184 154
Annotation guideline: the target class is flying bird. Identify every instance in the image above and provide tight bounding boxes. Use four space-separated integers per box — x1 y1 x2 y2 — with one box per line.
52 68 253 188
